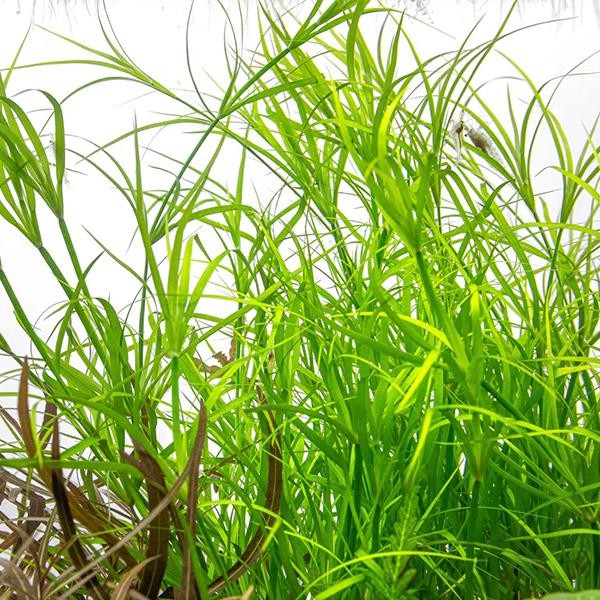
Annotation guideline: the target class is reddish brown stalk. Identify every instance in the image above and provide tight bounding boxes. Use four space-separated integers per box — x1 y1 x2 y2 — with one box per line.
39 398 57 449
120 447 170 598
206 387 282 595
123 401 209 599
189 341 283 595
134 447 171 598
17 359 39 469
180 400 208 600
50 420 109 600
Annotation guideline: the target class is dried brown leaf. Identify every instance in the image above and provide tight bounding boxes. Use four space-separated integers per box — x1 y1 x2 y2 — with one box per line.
0 557 37 599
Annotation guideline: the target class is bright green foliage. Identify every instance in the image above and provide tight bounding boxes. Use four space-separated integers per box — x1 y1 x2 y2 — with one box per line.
0 1 598 599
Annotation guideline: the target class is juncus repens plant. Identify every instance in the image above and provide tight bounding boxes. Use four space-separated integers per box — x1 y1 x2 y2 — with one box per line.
0 1 598 598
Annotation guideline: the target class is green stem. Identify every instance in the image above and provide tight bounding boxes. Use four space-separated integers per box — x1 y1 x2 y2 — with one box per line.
37 245 108 368
465 479 482 600
58 216 92 300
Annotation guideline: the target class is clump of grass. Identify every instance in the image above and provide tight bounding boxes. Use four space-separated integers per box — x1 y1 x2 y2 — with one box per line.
0 0 599 598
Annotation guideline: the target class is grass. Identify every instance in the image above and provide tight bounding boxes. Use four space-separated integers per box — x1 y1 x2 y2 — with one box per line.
0 0 599 598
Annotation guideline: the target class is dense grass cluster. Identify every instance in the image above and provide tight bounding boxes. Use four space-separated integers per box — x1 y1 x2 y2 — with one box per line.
0 1 599 598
